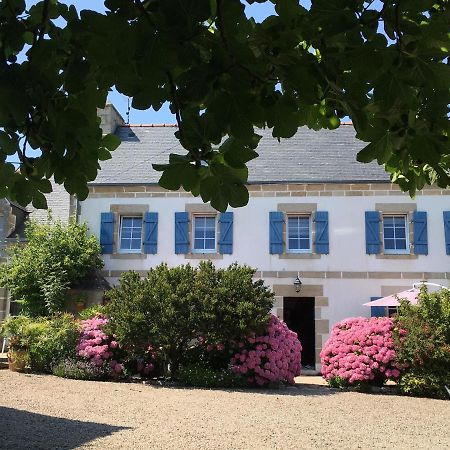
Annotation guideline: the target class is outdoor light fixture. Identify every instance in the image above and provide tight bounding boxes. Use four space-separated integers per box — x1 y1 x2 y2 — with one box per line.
294 275 302 293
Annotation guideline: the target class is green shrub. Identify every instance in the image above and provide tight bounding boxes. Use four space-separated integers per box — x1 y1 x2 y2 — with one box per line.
105 261 273 376
326 376 348 389
398 371 450 399
0 218 103 316
178 363 247 388
1 314 80 372
78 304 106 320
394 287 450 399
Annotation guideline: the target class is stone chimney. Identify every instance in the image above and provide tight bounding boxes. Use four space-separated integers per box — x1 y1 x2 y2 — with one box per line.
97 102 125 135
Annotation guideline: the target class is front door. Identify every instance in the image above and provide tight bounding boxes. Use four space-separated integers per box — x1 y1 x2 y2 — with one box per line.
283 297 315 368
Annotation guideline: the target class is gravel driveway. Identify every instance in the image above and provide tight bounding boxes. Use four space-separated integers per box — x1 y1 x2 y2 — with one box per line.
0 370 448 450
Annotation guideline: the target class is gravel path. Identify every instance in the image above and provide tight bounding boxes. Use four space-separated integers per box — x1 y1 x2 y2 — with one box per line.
0 370 448 450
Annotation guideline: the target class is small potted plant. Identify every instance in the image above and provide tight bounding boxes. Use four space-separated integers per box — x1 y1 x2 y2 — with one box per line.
0 317 31 372
7 335 30 372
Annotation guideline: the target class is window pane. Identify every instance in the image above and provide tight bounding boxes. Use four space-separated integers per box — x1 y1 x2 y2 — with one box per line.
194 238 204 250
121 238 131 249
298 227 309 238
384 239 395 250
396 239 407 250
384 228 394 238
121 230 131 239
299 238 310 250
204 239 215 249
205 229 215 239
396 228 406 238
288 238 299 250
384 216 393 226
122 218 133 227
205 217 215 228
298 217 309 227
130 239 141 250
394 216 405 226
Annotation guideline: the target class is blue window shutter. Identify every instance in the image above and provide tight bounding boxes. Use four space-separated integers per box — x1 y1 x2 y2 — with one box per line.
370 296 386 317
269 211 284 254
143 212 158 254
175 212 189 254
218 212 233 254
444 212 450 255
100 212 114 254
412 211 428 255
365 211 381 254
314 211 329 254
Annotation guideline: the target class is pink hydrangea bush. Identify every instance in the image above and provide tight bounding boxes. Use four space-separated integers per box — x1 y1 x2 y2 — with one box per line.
320 317 405 386
76 315 123 376
230 315 302 386
76 314 157 378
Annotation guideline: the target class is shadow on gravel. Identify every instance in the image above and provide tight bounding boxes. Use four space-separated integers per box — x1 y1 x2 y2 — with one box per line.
0 406 129 450
146 382 338 397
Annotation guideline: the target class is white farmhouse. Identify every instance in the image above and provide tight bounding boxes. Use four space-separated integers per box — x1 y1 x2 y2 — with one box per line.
77 104 450 371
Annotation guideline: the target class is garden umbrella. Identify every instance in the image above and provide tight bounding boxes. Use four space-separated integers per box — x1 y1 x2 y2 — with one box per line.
363 288 419 308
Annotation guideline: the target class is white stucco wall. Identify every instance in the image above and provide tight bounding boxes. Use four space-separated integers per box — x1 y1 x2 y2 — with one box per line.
78 188 450 368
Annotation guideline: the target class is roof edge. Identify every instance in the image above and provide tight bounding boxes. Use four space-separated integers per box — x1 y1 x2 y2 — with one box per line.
89 179 390 187
119 122 354 128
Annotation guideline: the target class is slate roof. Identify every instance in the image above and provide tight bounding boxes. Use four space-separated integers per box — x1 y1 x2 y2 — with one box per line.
93 124 390 185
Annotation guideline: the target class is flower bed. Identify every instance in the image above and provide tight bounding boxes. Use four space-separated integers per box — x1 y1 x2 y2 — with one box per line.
320 317 404 387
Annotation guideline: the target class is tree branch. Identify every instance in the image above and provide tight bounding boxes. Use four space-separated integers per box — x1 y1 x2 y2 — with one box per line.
166 71 201 164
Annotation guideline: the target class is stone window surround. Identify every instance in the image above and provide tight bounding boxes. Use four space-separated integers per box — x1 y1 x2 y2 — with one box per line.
109 204 149 259
277 203 321 259
375 203 418 260
184 203 223 260
272 283 328 368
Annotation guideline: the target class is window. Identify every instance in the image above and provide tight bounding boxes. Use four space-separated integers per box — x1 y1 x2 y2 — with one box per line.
387 306 398 318
119 216 143 252
193 215 216 253
287 215 311 253
383 215 409 254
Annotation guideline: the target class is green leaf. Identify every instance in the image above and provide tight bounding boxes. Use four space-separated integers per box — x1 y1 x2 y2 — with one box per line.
357 133 392 164
32 191 48 209
0 131 19 155
98 148 112 161
102 134 121 151
220 138 259 168
228 183 249 208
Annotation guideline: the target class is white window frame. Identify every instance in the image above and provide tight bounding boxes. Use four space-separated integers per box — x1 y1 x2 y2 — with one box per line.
192 214 217 254
382 214 410 255
119 215 143 253
286 214 312 254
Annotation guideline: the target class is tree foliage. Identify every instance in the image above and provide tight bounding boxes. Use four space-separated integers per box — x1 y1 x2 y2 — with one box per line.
0 218 103 316
105 261 273 375
0 0 448 211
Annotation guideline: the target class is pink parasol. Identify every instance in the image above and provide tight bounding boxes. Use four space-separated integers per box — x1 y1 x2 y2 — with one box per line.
363 288 419 307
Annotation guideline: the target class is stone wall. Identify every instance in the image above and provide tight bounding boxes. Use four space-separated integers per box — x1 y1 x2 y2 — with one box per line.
98 103 125 135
